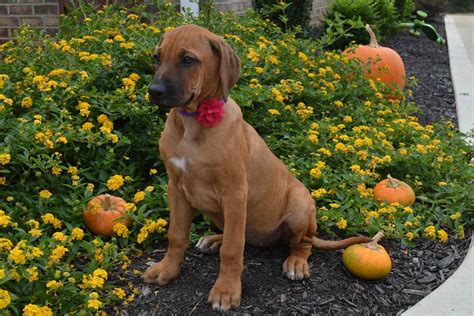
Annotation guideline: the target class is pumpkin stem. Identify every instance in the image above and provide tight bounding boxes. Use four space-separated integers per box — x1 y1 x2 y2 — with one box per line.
104 194 113 211
387 174 400 188
367 231 384 250
365 24 380 48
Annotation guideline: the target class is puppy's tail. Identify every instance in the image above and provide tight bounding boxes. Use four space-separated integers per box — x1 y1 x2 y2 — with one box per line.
312 235 372 250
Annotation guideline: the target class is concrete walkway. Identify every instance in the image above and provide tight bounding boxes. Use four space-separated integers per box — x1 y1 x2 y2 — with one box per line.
403 14 474 316
445 14 474 142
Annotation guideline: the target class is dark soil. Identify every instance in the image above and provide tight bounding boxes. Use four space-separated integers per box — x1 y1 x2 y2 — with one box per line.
108 17 470 315
383 17 458 126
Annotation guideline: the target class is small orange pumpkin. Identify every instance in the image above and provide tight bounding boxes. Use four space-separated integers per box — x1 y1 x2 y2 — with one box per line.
83 194 132 236
373 174 415 206
342 231 391 280
344 24 406 92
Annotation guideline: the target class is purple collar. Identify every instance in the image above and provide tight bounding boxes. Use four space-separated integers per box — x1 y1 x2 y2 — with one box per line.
178 109 197 117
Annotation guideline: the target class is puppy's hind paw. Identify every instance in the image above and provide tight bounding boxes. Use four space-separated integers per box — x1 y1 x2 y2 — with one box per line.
282 255 310 280
195 234 223 254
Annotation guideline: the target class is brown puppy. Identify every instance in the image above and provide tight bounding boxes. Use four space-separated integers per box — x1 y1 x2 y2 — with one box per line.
143 24 370 312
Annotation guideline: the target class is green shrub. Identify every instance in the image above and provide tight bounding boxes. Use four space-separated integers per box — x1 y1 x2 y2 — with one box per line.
394 0 415 20
252 0 313 31
0 2 472 314
324 0 398 48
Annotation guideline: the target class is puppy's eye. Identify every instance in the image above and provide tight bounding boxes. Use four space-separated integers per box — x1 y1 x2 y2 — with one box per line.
182 56 197 66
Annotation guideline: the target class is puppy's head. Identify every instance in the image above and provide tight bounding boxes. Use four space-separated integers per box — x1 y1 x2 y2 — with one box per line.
149 24 240 111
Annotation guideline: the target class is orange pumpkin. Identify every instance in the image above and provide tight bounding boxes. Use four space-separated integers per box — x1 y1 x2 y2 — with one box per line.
344 24 406 92
373 174 415 206
83 194 132 236
342 231 391 280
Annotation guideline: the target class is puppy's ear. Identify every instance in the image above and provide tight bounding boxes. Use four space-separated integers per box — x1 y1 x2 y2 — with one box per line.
209 36 241 101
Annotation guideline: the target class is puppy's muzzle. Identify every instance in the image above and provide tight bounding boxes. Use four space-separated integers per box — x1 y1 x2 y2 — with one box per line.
149 82 167 97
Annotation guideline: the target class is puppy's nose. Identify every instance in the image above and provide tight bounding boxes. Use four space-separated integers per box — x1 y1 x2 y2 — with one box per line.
149 82 167 96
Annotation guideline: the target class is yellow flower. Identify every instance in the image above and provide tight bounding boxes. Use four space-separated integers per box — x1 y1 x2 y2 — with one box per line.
120 42 135 49
52 232 67 242
403 207 414 214
114 287 126 299
0 289 11 309
39 190 52 199
87 298 102 310
334 100 344 108
311 188 327 199
107 175 124 191
0 153 10 165
405 232 414 241
0 238 13 252
267 109 280 115
134 191 146 203
93 268 108 279
28 228 42 237
48 245 68 264
114 34 125 42
336 218 347 229
343 116 352 123
86 183 94 192
71 227 84 240
41 213 61 228
255 67 264 74
82 122 94 131
21 97 33 108
29 247 43 258
365 211 379 224
76 101 90 117
145 185 154 192
9 245 26 264
46 280 63 289
23 304 53 316
124 203 136 212
450 212 461 220
51 166 62 175
0 210 11 227
423 225 436 238
437 229 448 243
308 134 318 143
113 223 129 238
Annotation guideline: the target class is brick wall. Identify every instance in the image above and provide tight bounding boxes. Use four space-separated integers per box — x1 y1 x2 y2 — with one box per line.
0 0 60 42
310 0 333 25
213 0 252 16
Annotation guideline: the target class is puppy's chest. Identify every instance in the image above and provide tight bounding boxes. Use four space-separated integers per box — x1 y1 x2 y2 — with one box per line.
166 152 220 213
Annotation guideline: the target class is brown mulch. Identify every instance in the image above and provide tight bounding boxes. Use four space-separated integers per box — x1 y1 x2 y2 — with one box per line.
110 230 471 315
107 17 471 315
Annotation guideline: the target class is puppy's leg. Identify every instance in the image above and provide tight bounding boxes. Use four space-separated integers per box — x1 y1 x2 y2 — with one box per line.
208 192 247 312
143 182 193 285
195 234 223 254
282 185 316 280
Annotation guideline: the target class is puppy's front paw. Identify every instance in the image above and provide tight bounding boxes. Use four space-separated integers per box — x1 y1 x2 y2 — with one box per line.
208 278 241 312
143 259 180 285
282 255 310 280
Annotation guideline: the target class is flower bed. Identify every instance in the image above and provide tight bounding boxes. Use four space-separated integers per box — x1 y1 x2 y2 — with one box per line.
0 3 472 314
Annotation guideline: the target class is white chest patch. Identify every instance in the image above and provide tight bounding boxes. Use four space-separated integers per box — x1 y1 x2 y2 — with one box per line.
169 156 187 172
